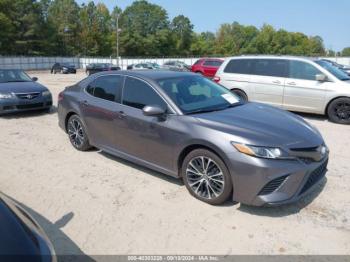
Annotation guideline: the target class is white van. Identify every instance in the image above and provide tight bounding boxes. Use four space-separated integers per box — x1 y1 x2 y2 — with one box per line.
215 56 350 124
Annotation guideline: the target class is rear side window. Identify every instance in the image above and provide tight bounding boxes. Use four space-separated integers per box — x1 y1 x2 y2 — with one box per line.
87 75 123 102
289 61 322 81
204 60 223 67
251 59 288 77
122 77 167 110
224 59 252 74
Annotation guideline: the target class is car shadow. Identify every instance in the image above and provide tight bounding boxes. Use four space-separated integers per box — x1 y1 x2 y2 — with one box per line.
1 106 57 119
293 112 329 123
238 177 327 217
99 151 184 186
2 194 96 262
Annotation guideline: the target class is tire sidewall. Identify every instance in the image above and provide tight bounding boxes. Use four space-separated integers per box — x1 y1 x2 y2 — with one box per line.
327 98 350 125
231 89 248 102
181 149 233 205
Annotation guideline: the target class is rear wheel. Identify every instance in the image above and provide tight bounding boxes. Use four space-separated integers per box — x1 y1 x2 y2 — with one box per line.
327 98 350 124
182 149 233 205
231 89 248 102
67 115 91 151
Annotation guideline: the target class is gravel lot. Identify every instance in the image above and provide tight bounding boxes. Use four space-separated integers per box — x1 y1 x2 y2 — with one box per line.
0 71 349 256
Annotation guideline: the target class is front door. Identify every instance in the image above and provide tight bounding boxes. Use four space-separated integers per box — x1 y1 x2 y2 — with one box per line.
283 60 327 114
114 76 177 172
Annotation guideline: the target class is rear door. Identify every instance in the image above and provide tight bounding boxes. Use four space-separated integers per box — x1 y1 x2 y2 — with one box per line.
283 60 327 113
80 74 124 148
250 59 288 108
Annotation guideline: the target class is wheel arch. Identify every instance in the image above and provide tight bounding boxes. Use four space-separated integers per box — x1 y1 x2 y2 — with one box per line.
231 88 248 100
325 96 350 116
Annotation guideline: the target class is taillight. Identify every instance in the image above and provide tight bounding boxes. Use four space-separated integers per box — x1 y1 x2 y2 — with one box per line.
213 76 220 83
58 92 64 102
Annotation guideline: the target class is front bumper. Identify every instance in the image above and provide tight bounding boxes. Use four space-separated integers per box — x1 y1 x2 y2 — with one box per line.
225 151 328 206
0 95 52 115
62 68 76 74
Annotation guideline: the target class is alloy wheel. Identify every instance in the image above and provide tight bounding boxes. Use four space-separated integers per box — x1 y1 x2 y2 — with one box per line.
334 102 350 120
186 156 225 199
67 119 85 148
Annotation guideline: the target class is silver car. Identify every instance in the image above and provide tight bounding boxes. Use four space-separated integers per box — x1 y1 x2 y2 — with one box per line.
215 56 350 124
58 70 328 206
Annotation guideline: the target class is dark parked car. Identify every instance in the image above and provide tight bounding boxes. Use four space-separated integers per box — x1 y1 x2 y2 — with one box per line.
86 63 121 75
162 61 190 71
0 193 56 261
0 69 52 115
191 58 224 78
58 70 328 206
51 62 76 74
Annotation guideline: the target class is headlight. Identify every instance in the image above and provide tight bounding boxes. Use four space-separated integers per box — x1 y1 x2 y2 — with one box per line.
42 91 51 96
232 142 291 159
0 93 13 99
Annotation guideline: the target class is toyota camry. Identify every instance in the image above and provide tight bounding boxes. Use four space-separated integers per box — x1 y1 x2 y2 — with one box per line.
58 70 329 206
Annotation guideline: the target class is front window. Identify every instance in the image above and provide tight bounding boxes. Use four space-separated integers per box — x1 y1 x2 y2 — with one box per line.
289 61 322 81
315 60 350 81
157 76 241 115
0 70 32 83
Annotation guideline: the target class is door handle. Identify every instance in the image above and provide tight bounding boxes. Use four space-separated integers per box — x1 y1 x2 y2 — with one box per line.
81 100 89 106
118 111 127 119
272 80 281 84
287 82 296 86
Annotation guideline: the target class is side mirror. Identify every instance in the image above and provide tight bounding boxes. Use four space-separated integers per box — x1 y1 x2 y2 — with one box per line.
316 74 327 82
142 105 166 117
32 77 38 82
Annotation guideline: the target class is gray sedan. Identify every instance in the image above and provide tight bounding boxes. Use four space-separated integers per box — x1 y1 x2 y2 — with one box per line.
0 69 52 115
58 70 329 206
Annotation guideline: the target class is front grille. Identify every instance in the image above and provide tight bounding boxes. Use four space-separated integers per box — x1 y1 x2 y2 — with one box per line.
299 159 328 195
16 103 44 109
258 175 289 195
15 92 40 100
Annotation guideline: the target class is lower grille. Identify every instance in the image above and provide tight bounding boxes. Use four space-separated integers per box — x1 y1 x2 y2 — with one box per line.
300 160 328 195
16 103 44 109
258 175 289 195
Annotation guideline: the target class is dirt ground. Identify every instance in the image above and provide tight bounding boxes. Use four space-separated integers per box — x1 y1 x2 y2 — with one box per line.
0 71 349 256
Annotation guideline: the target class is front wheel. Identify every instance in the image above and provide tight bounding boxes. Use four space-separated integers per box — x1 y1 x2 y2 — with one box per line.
182 149 233 205
327 98 350 124
67 115 92 151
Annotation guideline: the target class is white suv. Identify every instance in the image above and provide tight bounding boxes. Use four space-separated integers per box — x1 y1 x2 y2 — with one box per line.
215 56 350 124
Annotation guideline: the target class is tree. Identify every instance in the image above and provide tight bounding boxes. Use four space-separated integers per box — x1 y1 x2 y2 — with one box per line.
190 32 216 56
119 0 171 56
47 0 81 56
342 47 350 57
171 15 193 55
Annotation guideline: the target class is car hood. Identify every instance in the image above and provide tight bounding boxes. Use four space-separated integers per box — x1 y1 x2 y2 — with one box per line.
0 82 48 93
193 103 324 149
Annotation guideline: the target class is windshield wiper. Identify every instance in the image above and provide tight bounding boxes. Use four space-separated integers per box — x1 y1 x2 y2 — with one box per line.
186 103 242 115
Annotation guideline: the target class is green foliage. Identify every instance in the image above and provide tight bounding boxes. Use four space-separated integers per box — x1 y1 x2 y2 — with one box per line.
0 0 329 57
342 47 350 57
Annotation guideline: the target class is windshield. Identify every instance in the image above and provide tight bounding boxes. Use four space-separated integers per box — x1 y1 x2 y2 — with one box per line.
0 70 32 83
316 60 350 81
62 63 75 67
158 76 241 114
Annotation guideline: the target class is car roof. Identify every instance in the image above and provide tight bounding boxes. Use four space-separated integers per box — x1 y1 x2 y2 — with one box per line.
225 55 318 62
93 70 195 81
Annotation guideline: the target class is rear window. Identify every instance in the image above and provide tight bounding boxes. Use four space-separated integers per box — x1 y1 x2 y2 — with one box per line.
224 59 288 78
224 59 252 74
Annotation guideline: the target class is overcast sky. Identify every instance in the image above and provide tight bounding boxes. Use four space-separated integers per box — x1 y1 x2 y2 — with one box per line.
78 0 350 51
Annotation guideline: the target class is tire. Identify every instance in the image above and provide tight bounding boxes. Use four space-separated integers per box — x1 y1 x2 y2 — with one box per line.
181 149 233 205
195 71 203 75
327 97 350 124
67 115 92 151
231 89 248 102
